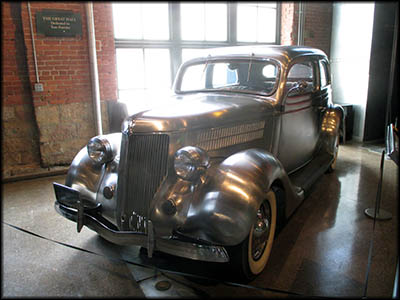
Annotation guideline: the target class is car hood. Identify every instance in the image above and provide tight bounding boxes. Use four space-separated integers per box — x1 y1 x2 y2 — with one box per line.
122 93 276 133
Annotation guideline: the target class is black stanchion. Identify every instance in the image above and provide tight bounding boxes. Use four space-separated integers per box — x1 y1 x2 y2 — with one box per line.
364 150 392 220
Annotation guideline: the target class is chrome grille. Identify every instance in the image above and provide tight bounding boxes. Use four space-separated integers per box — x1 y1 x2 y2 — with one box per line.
194 121 265 151
123 134 169 230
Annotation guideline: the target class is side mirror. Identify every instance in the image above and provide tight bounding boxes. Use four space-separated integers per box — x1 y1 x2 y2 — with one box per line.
296 80 308 91
282 80 309 108
289 80 308 95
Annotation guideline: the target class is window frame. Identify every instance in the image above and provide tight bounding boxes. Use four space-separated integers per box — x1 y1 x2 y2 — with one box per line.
318 59 331 89
285 58 318 98
174 57 281 97
113 2 281 98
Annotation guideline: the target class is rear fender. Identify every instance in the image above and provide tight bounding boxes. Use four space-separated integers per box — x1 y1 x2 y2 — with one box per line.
320 104 344 154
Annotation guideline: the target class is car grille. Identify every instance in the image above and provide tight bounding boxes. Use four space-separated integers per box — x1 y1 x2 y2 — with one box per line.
118 133 169 232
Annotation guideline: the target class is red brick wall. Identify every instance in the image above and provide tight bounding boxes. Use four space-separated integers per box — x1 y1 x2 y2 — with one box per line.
93 3 117 101
280 2 299 46
2 1 117 175
280 2 332 57
20 2 117 106
303 2 333 58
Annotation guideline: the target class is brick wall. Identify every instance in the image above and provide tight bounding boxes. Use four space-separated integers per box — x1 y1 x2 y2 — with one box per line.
280 2 299 46
2 2 117 176
280 2 332 58
303 2 333 58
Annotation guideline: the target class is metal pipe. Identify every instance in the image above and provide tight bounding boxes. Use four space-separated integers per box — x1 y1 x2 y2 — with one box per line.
86 2 103 135
27 2 40 83
297 2 305 45
384 3 398 135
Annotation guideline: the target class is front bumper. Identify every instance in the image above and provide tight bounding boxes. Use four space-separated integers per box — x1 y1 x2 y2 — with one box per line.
53 182 229 263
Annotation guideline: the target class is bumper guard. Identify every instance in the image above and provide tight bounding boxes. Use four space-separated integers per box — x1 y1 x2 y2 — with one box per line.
53 182 229 263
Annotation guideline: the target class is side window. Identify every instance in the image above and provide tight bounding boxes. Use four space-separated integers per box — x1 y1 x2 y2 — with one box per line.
319 60 329 88
286 61 315 96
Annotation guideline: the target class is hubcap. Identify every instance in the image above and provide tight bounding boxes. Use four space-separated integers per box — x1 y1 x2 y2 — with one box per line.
251 202 271 261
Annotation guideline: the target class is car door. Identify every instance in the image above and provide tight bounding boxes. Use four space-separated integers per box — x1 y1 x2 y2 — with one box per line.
277 57 320 173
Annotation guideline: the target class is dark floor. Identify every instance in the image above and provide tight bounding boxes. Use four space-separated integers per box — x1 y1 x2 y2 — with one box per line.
2 142 398 298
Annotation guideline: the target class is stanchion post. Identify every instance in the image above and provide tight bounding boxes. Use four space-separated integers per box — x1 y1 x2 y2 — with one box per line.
364 150 392 220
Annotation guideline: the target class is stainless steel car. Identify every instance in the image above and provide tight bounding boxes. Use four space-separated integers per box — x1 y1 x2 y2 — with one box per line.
53 45 343 281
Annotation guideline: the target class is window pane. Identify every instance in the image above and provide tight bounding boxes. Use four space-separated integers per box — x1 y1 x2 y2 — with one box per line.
116 48 144 90
262 64 276 77
319 61 328 87
179 60 278 95
181 3 227 41
144 49 171 89
288 62 313 79
205 4 227 41
142 3 169 40
237 4 257 42
286 62 315 94
237 2 277 43
258 3 277 8
181 3 205 40
116 48 171 101
112 3 169 40
212 63 238 87
113 3 142 39
181 64 206 91
257 7 276 42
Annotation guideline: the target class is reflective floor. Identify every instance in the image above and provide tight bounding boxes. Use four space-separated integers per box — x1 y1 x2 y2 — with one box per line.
2 142 398 297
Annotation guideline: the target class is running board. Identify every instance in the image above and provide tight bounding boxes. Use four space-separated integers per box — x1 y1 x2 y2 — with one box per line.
289 152 333 195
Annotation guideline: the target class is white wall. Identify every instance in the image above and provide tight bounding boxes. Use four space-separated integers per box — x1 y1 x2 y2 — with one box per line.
330 2 375 141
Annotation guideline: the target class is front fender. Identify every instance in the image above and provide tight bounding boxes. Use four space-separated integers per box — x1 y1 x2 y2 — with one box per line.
65 133 122 203
179 149 289 246
65 147 104 202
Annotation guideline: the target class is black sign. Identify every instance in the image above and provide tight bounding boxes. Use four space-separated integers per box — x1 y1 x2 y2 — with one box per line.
36 10 82 37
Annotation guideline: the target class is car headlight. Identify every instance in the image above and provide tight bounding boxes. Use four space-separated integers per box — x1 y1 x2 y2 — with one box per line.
87 136 114 164
174 146 210 181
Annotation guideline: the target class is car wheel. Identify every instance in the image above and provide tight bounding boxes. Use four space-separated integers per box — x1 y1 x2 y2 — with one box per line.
327 134 339 173
228 188 277 281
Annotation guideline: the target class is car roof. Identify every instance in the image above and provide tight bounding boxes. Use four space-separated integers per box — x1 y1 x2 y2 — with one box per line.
187 45 327 65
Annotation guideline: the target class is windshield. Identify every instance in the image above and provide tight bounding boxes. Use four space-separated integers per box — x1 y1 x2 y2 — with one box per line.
177 59 279 96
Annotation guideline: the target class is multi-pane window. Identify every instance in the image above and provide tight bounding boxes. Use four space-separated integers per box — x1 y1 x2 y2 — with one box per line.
237 2 277 43
113 3 169 40
112 2 279 102
116 48 171 101
180 3 227 41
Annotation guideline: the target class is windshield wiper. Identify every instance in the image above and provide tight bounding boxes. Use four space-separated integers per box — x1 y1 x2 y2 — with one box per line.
246 52 255 82
201 54 212 82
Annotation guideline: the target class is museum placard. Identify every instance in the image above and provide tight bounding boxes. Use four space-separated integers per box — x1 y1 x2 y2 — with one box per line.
36 10 82 37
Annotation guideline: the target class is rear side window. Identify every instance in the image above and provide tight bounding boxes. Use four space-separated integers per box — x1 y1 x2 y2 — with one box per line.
286 61 315 95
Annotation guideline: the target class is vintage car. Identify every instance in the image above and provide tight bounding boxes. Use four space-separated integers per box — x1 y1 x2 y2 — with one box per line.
53 45 343 281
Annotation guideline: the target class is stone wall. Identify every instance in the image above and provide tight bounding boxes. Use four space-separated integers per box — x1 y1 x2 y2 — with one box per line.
2 2 41 177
